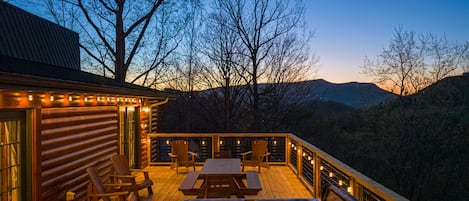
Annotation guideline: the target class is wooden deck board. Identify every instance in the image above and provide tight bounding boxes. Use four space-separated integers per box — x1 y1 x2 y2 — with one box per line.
132 165 314 201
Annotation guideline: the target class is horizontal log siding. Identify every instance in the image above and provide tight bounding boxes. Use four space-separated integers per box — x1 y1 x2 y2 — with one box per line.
40 106 119 201
150 102 158 133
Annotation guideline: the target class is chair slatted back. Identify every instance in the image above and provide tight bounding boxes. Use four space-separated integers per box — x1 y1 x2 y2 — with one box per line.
172 140 189 163
110 155 133 183
86 167 111 201
252 140 268 161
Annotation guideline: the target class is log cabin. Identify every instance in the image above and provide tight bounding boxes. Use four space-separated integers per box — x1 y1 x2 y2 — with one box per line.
0 2 169 200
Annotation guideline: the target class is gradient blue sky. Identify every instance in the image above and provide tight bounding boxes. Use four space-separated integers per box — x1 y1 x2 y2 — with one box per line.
305 0 469 83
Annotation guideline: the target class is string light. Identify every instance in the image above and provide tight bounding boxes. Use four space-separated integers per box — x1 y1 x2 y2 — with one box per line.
50 95 54 101
28 95 33 101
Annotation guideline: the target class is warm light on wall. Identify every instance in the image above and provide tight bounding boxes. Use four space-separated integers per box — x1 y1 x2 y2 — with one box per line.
347 187 352 194
339 180 343 186
329 172 334 178
1 91 148 108
166 140 170 145
237 140 240 145
220 141 223 145
310 160 314 165
273 140 277 145
320 166 324 171
201 141 206 145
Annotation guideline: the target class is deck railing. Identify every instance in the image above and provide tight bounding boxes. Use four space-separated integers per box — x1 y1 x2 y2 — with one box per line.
147 133 408 201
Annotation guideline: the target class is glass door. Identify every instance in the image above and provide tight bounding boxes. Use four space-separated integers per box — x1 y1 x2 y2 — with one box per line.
118 107 139 168
0 110 26 201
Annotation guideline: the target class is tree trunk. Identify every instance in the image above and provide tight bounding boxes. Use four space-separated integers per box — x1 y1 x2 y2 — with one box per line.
115 5 126 81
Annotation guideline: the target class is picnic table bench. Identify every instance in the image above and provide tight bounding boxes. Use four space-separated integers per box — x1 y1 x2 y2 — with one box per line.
178 170 262 197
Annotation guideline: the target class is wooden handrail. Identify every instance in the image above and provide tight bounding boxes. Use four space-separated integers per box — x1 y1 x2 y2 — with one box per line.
146 133 408 201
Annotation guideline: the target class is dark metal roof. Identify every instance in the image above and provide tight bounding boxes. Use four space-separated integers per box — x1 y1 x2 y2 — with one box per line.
0 55 171 98
0 1 80 70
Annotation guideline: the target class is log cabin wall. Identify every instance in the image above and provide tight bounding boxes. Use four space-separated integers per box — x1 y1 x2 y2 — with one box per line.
40 106 119 201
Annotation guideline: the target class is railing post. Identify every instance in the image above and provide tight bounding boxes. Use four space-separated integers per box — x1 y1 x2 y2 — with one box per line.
314 155 321 199
350 177 360 200
286 137 291 167
213 135 220 159
297 145 303 177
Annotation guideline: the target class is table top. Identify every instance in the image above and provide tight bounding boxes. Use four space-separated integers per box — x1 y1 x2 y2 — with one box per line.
200 158 241 174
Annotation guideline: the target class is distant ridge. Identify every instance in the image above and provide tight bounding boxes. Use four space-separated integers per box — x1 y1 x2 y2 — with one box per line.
299 79 397 109
199 79 397 109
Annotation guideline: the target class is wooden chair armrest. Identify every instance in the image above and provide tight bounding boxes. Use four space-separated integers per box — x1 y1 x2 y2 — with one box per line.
103 183 133 187
168 153 177 158
89 191 129 197
261 152 271 157
188 151 198 156
129 168 151 173
110 174 136 179
240 151 252 156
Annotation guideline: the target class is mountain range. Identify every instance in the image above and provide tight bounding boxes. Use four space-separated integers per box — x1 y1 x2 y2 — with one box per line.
259 79 397 109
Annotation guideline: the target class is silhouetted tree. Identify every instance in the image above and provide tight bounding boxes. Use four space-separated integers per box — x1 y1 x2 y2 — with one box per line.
216 0 314 130
364 26 467 95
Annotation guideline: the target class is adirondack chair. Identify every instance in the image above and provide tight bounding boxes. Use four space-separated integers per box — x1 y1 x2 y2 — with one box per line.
86 166 132 201
168 140 198 173
241 140 271 172
110 155 154 201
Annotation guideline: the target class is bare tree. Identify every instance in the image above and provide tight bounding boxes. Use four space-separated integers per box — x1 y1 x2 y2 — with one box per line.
217 0 314 130
425 34 464 82
364 27 467 96
22 0 189 87
198 1 248 131
461 42 469 73
75 0 162 81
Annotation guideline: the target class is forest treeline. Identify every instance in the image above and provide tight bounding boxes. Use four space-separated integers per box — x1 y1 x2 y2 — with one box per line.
159 74 469 201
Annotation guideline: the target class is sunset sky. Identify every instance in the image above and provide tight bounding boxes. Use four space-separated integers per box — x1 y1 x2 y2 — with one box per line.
9 0 469 85
305 0 469 83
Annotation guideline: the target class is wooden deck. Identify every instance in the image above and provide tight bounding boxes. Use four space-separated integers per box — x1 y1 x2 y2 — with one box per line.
133 165 314 201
